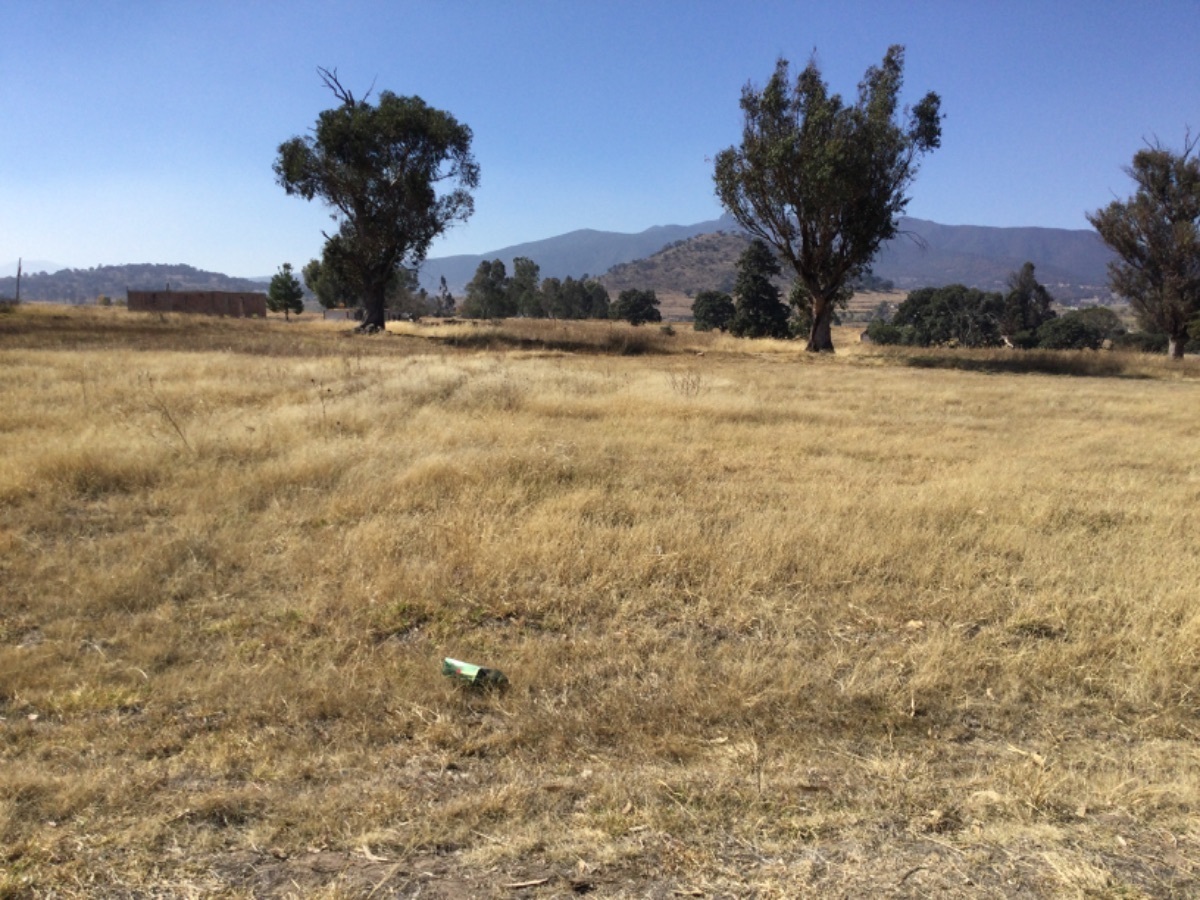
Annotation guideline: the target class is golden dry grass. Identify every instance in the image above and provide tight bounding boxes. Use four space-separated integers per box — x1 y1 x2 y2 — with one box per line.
2 304 1199 897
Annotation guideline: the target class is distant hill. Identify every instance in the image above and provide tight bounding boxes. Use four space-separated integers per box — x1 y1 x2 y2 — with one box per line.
1 259 64 278
426 215 1114 305
5 216 1116 307
600 231 751 297
600 218 1114 306
419 215 739 294
873 218 1113 301
0 264 269 303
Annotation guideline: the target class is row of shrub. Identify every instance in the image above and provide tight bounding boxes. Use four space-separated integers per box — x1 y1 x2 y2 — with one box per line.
865 284 1200 353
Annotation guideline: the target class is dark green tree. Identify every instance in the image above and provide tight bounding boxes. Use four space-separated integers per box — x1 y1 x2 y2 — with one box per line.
583 280 611 319
1036 310 1109 350
1001 262 1057 346
730 239 791 338
611 289 662 326
461 259 512 318
1087 136 1200 358
302 249 357 310
267 262 305 320
557 277 588 319
509 257 543 317
539 277 563 319
714 46 942 351
274 67 479 332
888 284 1004 347
691 290 736 332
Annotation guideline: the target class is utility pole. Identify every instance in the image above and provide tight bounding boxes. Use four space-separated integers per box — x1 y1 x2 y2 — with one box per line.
14 258 20 303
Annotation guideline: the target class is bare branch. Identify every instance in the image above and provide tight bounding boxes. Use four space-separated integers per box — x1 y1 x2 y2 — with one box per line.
317 66 356 105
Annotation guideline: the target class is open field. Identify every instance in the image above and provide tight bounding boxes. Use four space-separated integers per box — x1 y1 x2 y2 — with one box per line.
2 305 1199 897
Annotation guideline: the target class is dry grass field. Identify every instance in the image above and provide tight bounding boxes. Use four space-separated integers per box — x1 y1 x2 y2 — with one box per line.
2 304 1199 898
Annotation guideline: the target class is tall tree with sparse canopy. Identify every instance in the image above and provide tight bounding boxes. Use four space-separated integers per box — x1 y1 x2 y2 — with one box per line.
274 67 479 332
713 46 942 351
267 262 305 320
1087 136 1200 359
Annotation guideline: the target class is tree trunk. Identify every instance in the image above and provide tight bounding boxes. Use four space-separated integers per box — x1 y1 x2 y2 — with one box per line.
358 287 387 332
806 295 836 352
1168 331 1186 359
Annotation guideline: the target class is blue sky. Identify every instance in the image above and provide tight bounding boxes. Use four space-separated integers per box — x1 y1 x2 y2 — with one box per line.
3 1 1198 277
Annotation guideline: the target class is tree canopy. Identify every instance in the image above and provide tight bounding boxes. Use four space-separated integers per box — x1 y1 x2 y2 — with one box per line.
713 46 941 351
274 68 479 331
1000 262 1056 347
460 259 512 319
611 289 661 326
869 284 1004 348
1087 136 1200 358
691 290 736 332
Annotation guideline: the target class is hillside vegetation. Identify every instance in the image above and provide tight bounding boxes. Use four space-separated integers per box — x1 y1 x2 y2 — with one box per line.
2 305 1198 897
0 263 268 304
601 231 751 298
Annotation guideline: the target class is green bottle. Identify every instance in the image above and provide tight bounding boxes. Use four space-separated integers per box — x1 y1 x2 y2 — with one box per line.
443 657 508 688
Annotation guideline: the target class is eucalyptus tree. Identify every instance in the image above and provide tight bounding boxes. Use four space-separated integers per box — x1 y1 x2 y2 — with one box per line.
275 68 479 331
714 46 941 351
1088 136 1200 358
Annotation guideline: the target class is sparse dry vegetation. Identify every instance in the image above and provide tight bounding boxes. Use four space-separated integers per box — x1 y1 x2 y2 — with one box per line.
2 305 1199 897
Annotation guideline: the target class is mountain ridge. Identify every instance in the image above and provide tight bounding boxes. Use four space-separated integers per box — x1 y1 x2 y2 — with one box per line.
2 217 1116 305
422 215 1114 302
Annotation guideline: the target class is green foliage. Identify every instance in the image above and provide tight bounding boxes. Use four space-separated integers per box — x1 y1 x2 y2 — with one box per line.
302 252 356 310
713 45 942 351
1001 262 1056 338
544 276 605 319
583 280 611 320
1087 136 1200 357
864 320 904 344
458 264 610 322
460 259 513 319
887 284 1004 347
730 240 791 339
611 289 662 326
1036 311 1108 350
510 257 543 317
851 272 895 292
267 263 305 320
691 290 736 332
274 68 479 330
1030 307 1128 351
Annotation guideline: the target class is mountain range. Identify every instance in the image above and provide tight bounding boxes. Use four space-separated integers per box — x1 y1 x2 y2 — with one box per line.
417 215 740 294
421 216 1115 303
3 216 1116 305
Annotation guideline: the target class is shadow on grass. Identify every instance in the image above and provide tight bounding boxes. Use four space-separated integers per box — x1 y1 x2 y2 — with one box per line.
429 329 660 356
902 350 1154 379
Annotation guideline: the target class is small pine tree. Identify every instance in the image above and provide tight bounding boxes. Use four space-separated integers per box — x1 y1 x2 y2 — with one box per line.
730 240 790 339
268 263 305 321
